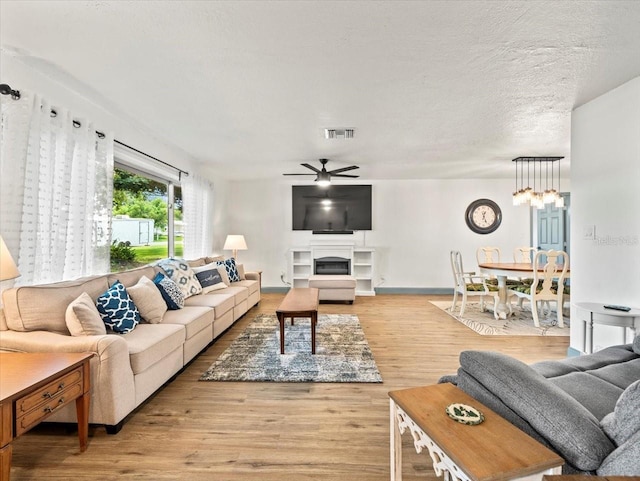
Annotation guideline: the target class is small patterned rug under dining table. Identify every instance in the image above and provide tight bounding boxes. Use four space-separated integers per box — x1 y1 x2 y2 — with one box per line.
200 313 382 382
431 301 570 336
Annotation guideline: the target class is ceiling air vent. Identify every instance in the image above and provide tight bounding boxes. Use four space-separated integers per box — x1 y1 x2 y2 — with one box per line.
324 128 355 139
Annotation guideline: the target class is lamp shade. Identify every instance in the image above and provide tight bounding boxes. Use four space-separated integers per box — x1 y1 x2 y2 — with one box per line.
223 235 248 251
0 235 20 281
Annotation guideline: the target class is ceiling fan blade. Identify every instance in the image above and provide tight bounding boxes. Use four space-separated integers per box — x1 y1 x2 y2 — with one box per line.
328 165 359 174
301 163 321 173
283 173 315 176
332 174 360 178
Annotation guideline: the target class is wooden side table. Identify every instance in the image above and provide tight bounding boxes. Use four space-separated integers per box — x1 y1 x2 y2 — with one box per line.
389 383 564 481
0 352 93 481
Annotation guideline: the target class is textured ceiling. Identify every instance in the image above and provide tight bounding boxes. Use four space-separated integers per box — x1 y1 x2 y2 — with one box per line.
2 1 640 181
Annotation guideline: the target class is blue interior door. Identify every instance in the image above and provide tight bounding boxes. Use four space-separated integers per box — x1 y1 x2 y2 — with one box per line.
537 194 570 261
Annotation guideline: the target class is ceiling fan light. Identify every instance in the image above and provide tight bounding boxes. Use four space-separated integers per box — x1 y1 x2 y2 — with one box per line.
316 179 331 187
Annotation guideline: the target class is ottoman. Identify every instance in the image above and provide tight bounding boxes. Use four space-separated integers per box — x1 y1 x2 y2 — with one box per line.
308 275 357 304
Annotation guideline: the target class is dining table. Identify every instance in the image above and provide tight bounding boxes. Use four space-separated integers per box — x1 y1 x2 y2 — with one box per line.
478 262 571 320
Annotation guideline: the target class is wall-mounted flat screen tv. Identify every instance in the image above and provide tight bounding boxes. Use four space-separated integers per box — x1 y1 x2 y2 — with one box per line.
292 185 372 233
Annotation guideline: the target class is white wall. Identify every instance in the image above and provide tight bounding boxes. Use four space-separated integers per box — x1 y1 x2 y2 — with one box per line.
225 178 532 289
570 76 640 352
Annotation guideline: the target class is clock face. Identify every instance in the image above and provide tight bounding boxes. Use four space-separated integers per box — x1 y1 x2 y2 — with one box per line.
465 199 502 234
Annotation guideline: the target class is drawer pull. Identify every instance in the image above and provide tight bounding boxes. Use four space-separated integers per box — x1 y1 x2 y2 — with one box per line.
43 397 65 414
41 382 65 399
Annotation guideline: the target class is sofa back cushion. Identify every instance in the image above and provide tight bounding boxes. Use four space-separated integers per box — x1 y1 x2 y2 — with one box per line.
459 350 615 471
2 275 110 334
107 266 159 288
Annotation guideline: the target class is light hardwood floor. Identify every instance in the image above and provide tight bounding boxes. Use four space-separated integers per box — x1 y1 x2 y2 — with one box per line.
10 294 569 480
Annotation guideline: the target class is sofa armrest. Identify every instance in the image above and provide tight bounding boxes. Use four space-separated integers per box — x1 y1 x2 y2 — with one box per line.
0 330 136 425
245 271 261 283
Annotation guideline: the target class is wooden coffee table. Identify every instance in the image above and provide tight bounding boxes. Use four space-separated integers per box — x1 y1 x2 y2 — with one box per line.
276 287 320 354
0 352 93 481
389 383 564 481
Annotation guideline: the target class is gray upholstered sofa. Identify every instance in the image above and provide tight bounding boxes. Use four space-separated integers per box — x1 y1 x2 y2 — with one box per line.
440 342 640 475
0 256 260 433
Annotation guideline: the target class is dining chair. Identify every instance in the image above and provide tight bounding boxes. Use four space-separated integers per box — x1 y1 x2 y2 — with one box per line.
477 246 521 287
508 249 569 327
450 250 503 319
513 247 537 263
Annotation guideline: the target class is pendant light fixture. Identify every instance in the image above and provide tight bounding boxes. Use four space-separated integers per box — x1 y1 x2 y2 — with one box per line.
512 157 564 208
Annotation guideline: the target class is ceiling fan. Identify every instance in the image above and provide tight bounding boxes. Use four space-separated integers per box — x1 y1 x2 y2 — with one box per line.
283 158 359 186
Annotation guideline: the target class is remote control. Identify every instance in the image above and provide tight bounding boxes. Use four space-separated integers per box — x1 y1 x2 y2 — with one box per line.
603 304 631 312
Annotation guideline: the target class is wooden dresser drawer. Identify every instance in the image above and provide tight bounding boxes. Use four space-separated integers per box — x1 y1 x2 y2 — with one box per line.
15 367 83 415
16 381 83 436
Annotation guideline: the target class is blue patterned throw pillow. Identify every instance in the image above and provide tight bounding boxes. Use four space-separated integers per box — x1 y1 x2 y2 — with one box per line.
153 272 185 310
216 257 241 283
95 281 140 334
157 258 203 298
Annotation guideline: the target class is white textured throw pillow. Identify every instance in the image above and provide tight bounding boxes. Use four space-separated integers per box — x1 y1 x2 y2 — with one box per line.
127 276 168 323
157 258 203 298
65 292 107 336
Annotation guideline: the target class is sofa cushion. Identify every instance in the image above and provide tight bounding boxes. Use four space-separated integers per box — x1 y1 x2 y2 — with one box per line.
205 255 224 264
2 275 109 334
106 266 158 288
459 350 615 471
232 279 259 296
65 292 107 336
122 323 185 374
96 281 140 334
548 372 623 420
215 258 241 283
193 263 227 293
589 359 640 390
601 380 640 446
153 273 185 310
184 292 235 318
187 257 207 268
162 306 213 340
127 276 167 324
157 258 203 298
216 286 248 304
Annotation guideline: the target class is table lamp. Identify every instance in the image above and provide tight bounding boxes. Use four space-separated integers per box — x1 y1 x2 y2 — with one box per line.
0 235 20 281
223 235 248 261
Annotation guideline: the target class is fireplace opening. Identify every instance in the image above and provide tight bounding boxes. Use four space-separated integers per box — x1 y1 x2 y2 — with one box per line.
314 257 350 275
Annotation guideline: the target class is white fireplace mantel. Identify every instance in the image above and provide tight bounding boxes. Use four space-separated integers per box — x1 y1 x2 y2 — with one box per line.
288 244 376 296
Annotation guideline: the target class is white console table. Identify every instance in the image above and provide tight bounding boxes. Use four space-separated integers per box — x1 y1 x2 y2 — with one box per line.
575 302 640 354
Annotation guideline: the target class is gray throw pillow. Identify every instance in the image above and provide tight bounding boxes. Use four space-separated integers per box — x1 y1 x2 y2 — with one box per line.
633 333 640 355
597 429 640 476
459 350 615 471
601 380 640 446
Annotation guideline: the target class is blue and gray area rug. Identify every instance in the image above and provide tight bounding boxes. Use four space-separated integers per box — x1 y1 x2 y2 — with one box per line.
200 313 383 383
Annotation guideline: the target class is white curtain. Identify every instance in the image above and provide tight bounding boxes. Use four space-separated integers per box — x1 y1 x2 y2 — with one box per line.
0 91 114 285
182 173 215 259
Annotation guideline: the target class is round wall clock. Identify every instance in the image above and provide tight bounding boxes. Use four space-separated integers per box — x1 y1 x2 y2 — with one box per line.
465 199 502 234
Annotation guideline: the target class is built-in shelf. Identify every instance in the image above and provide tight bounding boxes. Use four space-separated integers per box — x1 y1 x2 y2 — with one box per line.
288 244 376 296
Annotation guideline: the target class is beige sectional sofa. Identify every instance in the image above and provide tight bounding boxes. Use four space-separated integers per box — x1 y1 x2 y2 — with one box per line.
0 257 261 433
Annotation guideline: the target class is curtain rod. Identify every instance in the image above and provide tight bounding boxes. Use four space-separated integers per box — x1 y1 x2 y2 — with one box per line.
114 140 189 178
1 82 189 179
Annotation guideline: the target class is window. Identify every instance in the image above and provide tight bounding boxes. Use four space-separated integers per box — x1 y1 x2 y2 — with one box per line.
111 166 183 271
